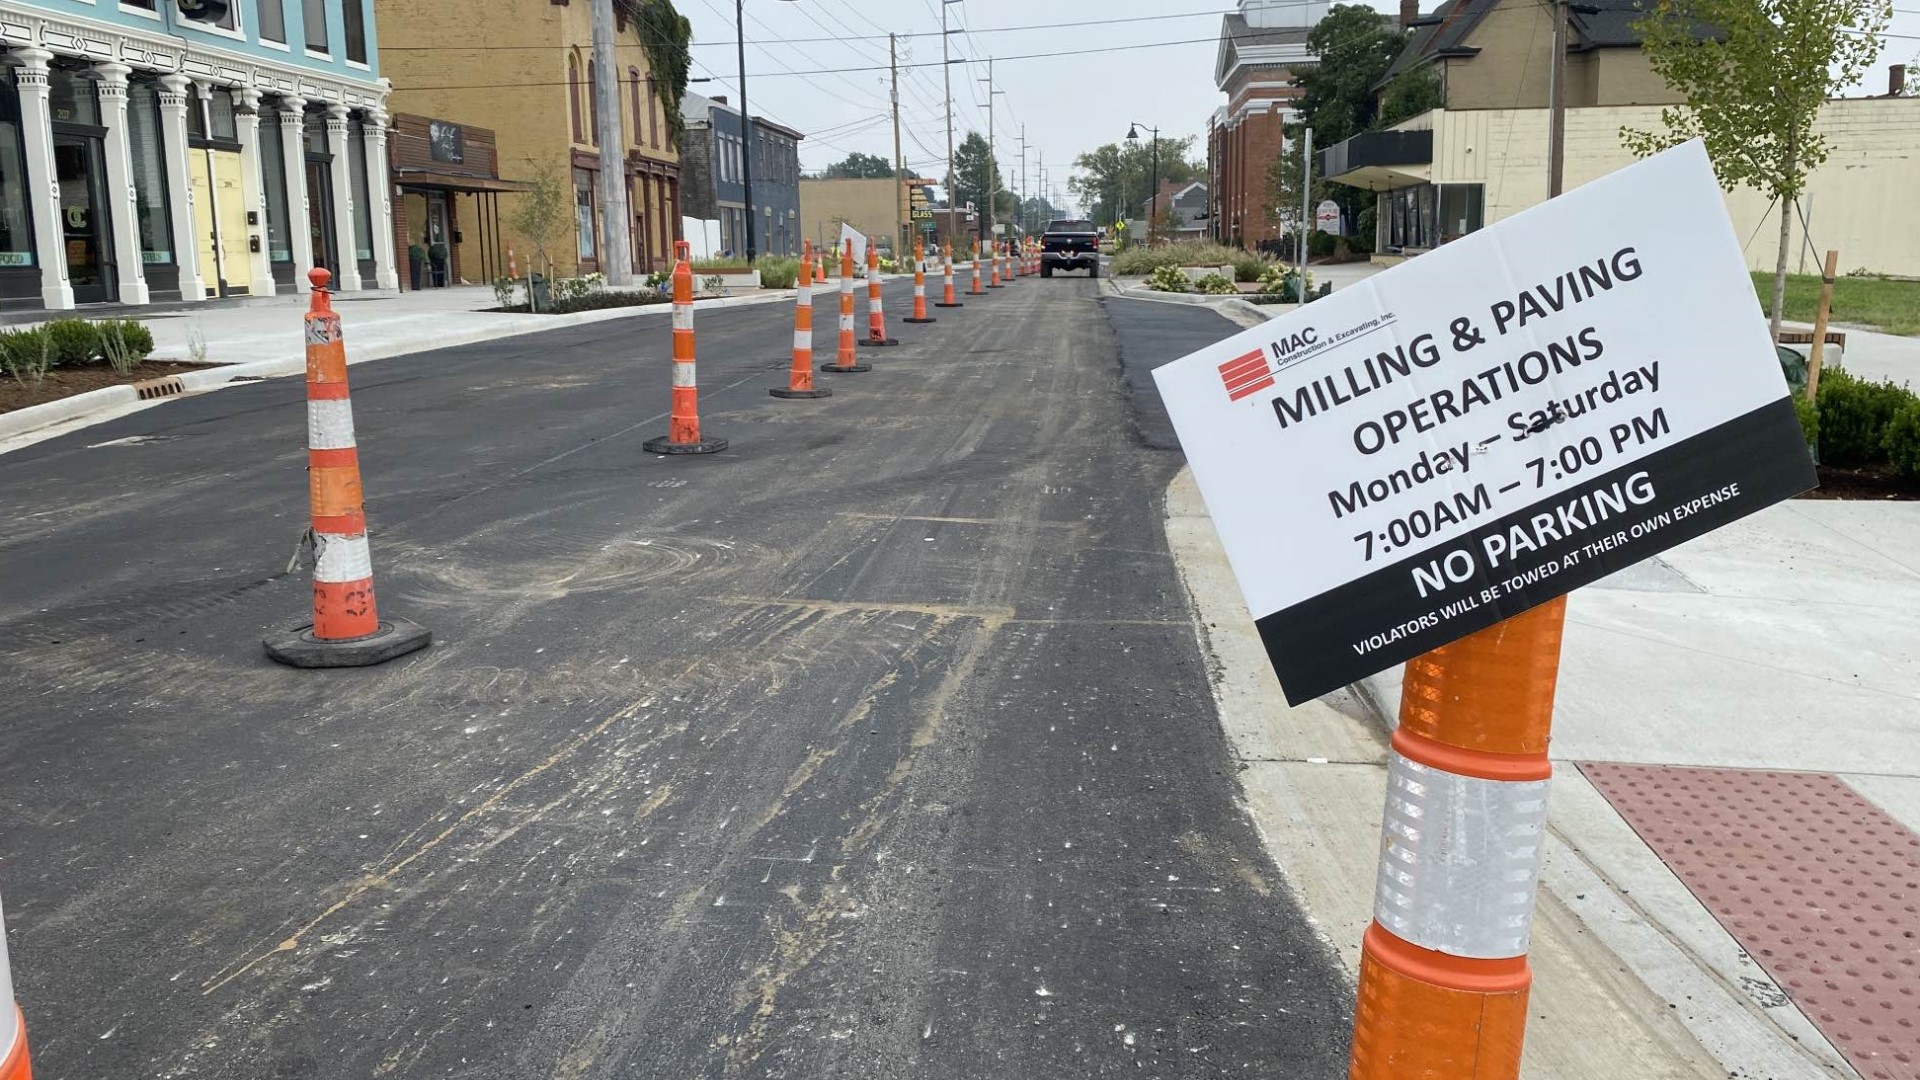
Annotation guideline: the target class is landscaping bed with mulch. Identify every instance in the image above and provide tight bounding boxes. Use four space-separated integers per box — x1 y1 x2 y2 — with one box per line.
0 360 216 415
1800 462 1920 501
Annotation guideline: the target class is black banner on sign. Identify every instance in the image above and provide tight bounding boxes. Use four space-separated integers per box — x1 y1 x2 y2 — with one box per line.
1256 397 1816 704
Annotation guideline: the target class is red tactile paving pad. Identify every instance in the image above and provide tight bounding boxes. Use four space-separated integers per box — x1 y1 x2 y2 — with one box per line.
1580 763 1920 1080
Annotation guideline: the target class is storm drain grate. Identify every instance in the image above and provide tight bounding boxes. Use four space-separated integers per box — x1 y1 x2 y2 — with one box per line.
1581 762 1920 1079
132 375 185 400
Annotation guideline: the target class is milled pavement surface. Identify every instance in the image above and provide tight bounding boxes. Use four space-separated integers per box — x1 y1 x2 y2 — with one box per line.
0 276 1353 1076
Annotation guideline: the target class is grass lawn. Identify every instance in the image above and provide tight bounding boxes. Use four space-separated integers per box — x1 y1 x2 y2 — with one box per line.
1752 272 1920 336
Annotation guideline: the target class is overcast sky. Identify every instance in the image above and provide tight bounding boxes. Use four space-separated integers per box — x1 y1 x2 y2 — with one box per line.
677 1 1920 215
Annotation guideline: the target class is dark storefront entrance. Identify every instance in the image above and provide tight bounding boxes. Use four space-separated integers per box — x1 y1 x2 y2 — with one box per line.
53 135 113 304
48 67 115 304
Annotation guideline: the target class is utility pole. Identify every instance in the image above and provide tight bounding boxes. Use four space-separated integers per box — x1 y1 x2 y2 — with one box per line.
1017 126 1027 236
891 32 905 257
590 0 632 283
735 0 757 262
1547 0 1568 197
942 0 961 251
1300 127 1313 267
980 58 996 249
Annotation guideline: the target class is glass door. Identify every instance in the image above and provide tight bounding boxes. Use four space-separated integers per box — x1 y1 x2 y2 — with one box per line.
305 159 336 278
54 134 115 304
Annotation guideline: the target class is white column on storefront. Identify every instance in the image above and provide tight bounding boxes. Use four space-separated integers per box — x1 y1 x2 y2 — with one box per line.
278 95 313 293
324 103 360 290
93 63 149 305
362 104 398 290
155 73 205 302
232 87 274 296
15 48 73 309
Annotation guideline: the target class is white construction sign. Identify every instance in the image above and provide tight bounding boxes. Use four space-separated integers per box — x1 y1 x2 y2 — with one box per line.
1153 142 1816 704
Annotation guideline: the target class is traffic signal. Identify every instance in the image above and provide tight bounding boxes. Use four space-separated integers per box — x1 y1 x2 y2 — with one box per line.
175 0 231 23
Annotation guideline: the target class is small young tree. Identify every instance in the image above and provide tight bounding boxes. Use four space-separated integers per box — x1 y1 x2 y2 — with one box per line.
508 160 573 281
1622 0 1890 340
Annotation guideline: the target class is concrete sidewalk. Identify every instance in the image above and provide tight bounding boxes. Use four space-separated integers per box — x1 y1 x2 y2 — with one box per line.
1169 468 1918 1078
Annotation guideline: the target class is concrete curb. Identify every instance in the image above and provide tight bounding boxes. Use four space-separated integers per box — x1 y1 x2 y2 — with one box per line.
2 289 795 446
1105 280 1290 327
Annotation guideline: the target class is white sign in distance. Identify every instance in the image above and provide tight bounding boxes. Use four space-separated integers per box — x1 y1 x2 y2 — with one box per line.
1152 142 1815 705
1315 199 1342 234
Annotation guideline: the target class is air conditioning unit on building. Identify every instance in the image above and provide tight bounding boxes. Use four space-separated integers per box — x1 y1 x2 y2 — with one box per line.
176 0 231 23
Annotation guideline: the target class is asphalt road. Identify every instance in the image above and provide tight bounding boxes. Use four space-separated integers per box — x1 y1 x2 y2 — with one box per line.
0 277 1350 1077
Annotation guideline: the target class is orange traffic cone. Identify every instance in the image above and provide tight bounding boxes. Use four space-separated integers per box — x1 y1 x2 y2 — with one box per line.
772 242 831 399
265 268 431 667
643 241 728 454
861 237 898 347
0 888 30 1080
903 240 936 324
935 242 963 308
815 252 827 285
988 241 1003 288
969 240 985 296
1007 240 1020 280
821 239 871 374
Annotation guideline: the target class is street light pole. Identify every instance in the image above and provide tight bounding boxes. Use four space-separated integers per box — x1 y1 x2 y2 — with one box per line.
1126 122 1159 246
589 0 631 284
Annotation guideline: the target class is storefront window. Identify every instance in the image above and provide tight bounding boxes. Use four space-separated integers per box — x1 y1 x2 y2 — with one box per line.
206 90 237 142
305 110 329 155
347 117 372 260
0 73 33 267
259 104 292 262
1437 184 1485 243
126 80 172 264
574 167 596 261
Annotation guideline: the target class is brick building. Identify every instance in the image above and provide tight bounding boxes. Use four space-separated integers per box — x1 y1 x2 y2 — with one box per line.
376 0 683 280
1207 0 1325 251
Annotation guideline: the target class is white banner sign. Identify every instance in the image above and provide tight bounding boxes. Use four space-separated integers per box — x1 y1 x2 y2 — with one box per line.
839 223 868 267
1152 142 1815 704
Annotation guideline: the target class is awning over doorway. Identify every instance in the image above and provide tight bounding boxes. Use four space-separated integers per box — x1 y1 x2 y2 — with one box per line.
393 169 531 194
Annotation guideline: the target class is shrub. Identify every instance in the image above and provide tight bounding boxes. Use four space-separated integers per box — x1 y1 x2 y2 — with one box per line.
1256 264 1293 295
1230 251 1268 282
1194 272 1237 295
492 276 518 306
1885 400 1920 478
1790 392 1820 447
42 318 99 367
1355 206 1377 253
499 290 671 315
1309 229 1338 258
757 256 799 289
94 318 154 360
0 327 50 386
1817 369 1914 468
691 256 750 270
1144 265 1191 293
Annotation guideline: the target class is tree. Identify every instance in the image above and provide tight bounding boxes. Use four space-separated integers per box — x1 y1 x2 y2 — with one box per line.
950 132 1004 217
1378 68 1443 129
823 151 898 179
1067 135 1200 226
508 160 573 283
1623 0 1890 340
1291 4 1407 145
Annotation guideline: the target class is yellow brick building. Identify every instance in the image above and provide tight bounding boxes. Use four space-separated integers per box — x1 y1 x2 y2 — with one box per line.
376 0 684 281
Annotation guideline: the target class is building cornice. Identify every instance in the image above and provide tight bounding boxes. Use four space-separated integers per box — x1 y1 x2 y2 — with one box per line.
0 2 386 107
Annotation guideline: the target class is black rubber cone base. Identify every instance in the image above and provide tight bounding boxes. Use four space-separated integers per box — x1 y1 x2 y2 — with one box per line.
264 617 431 668
643 436 729 455
902 316 936 324
770 386 833 399
820 361 873 373
934 301 964 308
859 336 899 347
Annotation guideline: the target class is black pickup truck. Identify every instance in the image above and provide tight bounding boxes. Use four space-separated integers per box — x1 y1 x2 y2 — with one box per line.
1040 219 1100 278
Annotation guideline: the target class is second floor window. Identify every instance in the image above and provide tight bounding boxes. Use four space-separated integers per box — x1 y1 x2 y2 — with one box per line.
258 0 285 43
568 56 582 143
303 0 328 54
344 0 367 63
